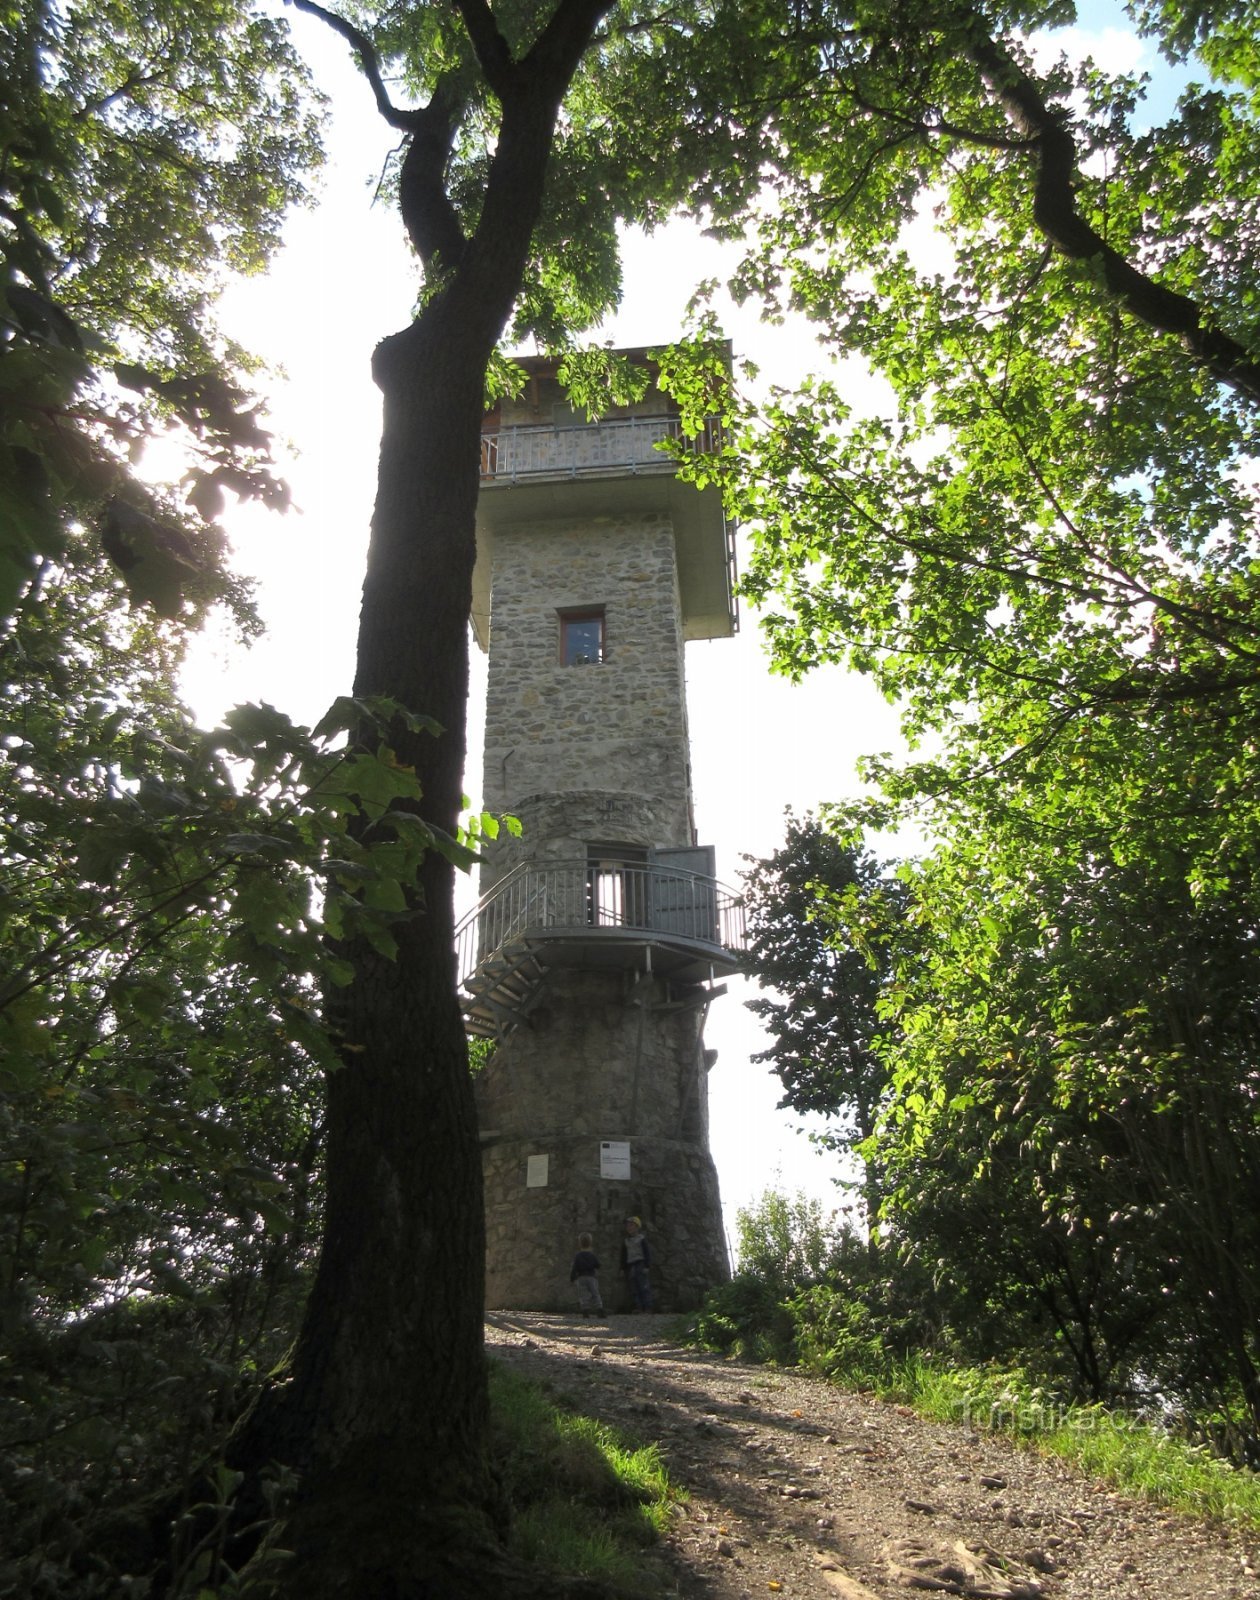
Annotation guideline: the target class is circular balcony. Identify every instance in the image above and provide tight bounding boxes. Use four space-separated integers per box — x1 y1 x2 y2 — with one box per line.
455 859 746 1039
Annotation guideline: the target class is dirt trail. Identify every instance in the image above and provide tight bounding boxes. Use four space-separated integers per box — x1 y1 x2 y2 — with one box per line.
486 1312 1259 1600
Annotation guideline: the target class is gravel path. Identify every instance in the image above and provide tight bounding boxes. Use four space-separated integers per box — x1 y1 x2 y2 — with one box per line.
486 1311 1260 1600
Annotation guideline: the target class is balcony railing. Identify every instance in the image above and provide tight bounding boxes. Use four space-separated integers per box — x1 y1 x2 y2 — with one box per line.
455 859 746 993
480 415 723 482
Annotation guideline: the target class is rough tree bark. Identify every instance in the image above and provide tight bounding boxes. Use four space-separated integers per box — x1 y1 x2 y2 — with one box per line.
231 3 614 1594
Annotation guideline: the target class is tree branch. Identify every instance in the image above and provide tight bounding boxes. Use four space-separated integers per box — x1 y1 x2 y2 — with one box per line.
519 0 615 85
960 13 1260 406
284 0 470 271
816 121 930 226
456 0 614 332
397 78 469 271
284 0 422 131
846 87 1036 153
73 67 167 120
451 0 517 98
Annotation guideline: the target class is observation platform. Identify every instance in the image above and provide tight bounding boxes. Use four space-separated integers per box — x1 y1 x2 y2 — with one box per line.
455 859 747 1040
474 411 738 645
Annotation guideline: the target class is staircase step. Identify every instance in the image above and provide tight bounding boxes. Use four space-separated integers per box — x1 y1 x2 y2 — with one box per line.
460 946 548 1042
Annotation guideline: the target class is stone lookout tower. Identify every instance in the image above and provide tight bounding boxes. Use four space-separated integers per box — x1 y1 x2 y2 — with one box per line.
457 347 745 1312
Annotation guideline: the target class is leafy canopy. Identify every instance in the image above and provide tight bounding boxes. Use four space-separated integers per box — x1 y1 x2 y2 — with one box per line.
674 0 1260 1455
1 0 323 621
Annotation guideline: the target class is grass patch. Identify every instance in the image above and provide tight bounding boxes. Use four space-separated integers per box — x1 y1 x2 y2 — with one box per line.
489 1359 684 1592
815 1339 1260 1529
898 1359 1260 1528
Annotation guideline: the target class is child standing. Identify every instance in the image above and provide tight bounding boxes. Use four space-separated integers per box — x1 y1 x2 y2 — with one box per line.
620 1215 653 1311
569 1232 604 1317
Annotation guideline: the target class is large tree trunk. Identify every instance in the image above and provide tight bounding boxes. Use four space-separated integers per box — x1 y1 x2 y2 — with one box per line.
305 317 493 1482
223 7 615 1590
230 314 501 1598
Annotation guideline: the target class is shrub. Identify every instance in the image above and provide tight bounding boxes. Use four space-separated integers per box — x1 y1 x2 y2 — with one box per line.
690 1188 958 1379
734 1189 849 1293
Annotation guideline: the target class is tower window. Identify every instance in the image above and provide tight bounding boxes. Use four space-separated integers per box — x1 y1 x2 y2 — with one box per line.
559 608 605 666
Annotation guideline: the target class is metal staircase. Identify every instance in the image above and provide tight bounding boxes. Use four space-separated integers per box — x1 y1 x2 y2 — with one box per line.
460 935 549 1040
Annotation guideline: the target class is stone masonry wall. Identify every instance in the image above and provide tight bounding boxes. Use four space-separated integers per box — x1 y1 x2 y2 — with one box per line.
473 491 729 1312
475 971 729 1312
481 512 692 835
480 789 685 892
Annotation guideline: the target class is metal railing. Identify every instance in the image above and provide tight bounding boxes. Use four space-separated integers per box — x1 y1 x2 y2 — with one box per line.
479 415 724 481
479 412 741 634
455 859 746 989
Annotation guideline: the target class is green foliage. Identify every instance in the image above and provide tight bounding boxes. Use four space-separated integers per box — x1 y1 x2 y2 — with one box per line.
732 811 1260 1453
786 1282 908 1389
0 1282 308 1597
693 1189 856 1365
0 0 322 624
870 838 1260 1447
697 0 1260 912
0 5 341 1589
359 0 719 349
555 346 651 418
734 1188 848 1292
741 816 907 1222
692 1272 799 1366
676 0 1260 906
466 1036 497 1073
650 326 738 441
0 537 461 1589
2 563 440 1064
654 0 1260 1463
692 1187 952 1374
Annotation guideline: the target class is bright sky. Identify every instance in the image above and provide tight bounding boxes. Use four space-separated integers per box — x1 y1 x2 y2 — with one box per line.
183 2 1159 1258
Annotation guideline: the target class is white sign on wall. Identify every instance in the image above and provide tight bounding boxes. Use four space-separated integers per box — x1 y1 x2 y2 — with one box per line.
526 1154 549 1188
600 1140 631 1181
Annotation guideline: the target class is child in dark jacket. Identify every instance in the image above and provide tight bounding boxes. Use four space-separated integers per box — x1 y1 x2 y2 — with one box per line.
569 1232 603 1317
